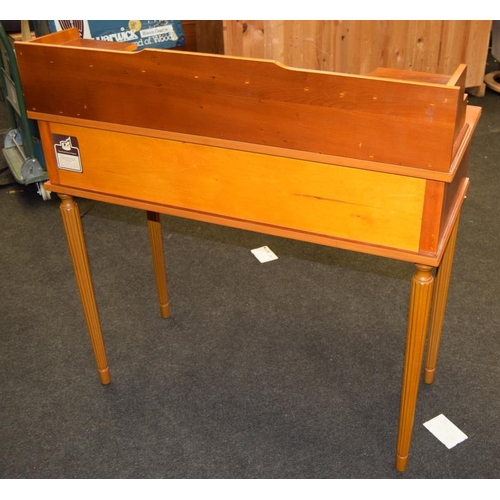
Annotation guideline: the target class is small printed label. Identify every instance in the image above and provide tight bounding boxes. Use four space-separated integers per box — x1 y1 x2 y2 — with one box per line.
53 135 83 173
140 25 178 40
251 246 278 264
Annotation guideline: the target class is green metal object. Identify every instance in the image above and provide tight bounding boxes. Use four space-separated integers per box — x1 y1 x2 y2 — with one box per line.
0 21 49 198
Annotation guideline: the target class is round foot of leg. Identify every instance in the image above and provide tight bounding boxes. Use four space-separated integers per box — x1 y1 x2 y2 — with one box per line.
424 368 435 385
159 302 170 318
396 454 408 472
98 367 111 385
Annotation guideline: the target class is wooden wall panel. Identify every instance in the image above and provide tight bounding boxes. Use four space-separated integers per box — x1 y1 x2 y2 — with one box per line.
180 20 197 52
223 20 492 90
194 21 224 54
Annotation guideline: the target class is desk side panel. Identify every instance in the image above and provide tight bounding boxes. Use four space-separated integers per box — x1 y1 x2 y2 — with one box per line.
16 41 460 171
440 146 470 239
44 123 426 252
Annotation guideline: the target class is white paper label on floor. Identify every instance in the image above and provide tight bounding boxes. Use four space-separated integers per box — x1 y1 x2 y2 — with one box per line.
251 246 278 263
423 414 468 449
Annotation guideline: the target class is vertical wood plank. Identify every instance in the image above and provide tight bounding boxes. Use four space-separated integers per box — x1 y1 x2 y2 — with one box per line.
180 20 197 52
465 20 493 91
438 21 469 76
242 20 266 59
263 20 284 61
195 21 224 54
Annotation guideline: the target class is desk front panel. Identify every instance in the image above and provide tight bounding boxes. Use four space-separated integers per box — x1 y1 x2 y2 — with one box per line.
42 122 426 253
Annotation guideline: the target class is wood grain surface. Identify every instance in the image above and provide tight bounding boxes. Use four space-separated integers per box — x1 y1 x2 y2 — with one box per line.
17 29 466 172
222 20 492 90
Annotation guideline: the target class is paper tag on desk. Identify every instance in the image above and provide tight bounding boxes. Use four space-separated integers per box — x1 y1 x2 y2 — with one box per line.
52 134 83 173
251 246 278 263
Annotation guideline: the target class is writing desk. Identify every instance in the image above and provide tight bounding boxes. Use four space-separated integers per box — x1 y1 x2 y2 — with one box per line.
16 28 481 472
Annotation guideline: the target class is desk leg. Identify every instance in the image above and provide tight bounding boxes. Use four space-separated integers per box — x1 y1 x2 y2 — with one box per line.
424 216 460 385
59 194 110 385
147 211 170 318
396 264 434 472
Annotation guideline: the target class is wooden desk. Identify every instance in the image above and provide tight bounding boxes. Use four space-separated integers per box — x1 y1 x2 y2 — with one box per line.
15 28 481 472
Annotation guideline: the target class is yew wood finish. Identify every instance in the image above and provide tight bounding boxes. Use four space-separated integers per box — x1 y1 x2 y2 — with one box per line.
16 28 469 172
424 215 461 385
58 194 110 384
15 29 481 473
147 211 170 319
396 264 435 472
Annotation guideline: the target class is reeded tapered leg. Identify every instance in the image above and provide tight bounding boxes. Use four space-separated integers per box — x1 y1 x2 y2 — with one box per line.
59 194 110 384
396 264 434 472
424 217 460 384
147 211 170 318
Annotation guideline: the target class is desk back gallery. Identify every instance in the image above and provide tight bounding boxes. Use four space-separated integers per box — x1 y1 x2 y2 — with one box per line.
15 28 481 472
